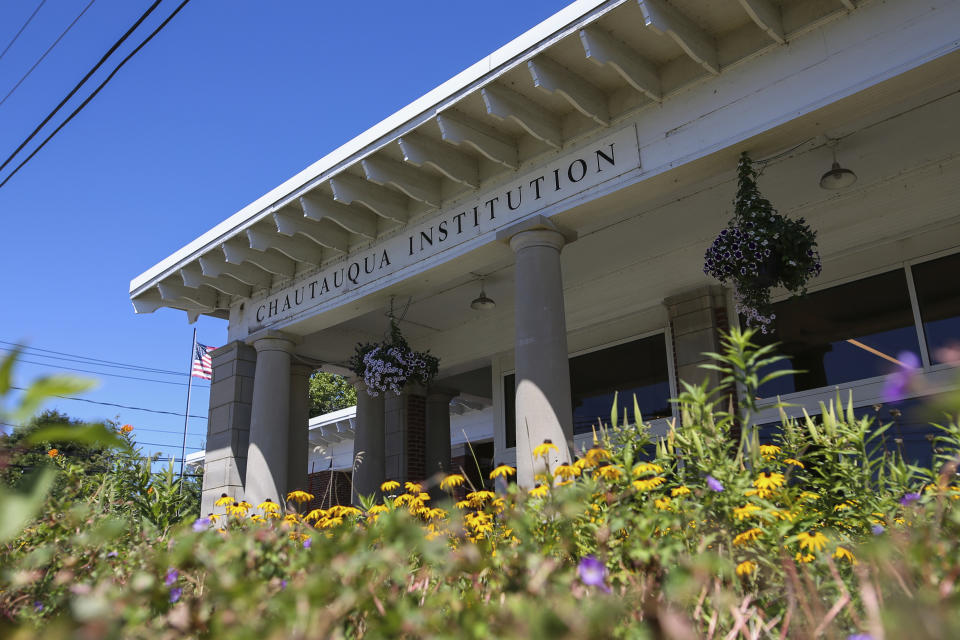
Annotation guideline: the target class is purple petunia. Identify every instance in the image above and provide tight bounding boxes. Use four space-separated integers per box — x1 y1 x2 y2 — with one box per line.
165 568 178 586
706 475 724 492
899 492 921 506
882 352 920 403
577 555 611 593
192 517 211 532
169 587 182 604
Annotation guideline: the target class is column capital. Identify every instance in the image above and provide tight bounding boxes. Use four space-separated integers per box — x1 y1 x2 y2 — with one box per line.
245 329 300 353
496 214 577 252
290 363 314 378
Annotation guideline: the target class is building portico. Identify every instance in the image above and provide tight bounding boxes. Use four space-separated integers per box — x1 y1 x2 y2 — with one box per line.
128 0 960 515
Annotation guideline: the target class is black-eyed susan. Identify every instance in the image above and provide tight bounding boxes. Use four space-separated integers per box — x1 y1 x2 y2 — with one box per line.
283 513 300 524
733 503 762 520
783 458 804 468
250 514 266 523
736 560 756 576
258 498 280 514
381 480 401 493
833 547 857 563
654 496 671 511
632 462 663 477
286 490 314 504
393 493 415 507
226 502 248 517
794 552 815 564
554 463 580 480
214 493 234 507
671 486 691 497
733 527 763 546
404 481 422 494
598 465 624 482
632 476 666 491
529 484 549 498
466 490 495 508
440 473 466 491
797 530 828 553
303 508 326 523
759 444 780 459
489 464 516 480
532 440 559 459
368 504 389 515
753 471 785 496
454 499 471 509
238 500 253 510
584 447 610 467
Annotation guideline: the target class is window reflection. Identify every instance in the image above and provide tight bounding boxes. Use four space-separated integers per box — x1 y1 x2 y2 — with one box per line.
754 270 921 397
912 252 960 365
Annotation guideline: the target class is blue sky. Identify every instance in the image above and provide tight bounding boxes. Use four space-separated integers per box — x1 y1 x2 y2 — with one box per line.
0 0 564 461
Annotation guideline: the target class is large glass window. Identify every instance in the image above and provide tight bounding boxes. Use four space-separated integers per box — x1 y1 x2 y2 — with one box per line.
753 269 921 397
504 334 671 448
912 252 960 365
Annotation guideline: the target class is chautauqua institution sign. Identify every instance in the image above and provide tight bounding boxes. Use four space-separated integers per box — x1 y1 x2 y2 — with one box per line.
246 126 639 332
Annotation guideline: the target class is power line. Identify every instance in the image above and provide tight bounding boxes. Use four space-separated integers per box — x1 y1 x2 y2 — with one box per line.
9 386 208 419
0 0 96 109
0 341 189 376
0 0 163 176
15 357 209 388
0 0 48 64
0 0 192 189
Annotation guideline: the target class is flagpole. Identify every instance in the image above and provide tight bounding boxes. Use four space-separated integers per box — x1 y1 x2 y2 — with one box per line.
179 327 197 487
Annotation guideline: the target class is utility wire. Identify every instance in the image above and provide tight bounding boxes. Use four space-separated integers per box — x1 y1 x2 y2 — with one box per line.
0 0 163 176
0 0 192 189
0 341 189 376
9 386 208 419
0 0 48 64
15 357 209 388
0 0 96 109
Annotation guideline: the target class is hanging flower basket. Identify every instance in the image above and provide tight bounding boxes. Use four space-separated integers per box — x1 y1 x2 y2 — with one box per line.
703 152 821 332
350 318 439 396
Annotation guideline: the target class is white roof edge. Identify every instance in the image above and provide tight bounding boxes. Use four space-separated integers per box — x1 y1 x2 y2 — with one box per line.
308 405 357 427
129 0 617 297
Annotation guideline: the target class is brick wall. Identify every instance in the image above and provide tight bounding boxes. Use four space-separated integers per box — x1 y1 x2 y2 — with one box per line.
406 394 426 483
304 470 353 510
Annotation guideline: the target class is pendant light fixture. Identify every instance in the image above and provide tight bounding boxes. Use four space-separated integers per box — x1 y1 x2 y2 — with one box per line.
819 139 858 190
470 277 496 311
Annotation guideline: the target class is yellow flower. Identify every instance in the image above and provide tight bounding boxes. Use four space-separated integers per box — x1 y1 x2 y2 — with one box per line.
454 499 471 509
733 528 763 546
440 473 466 491
318 516 343 529
771 509 797 522
381 480 400 493
794 552 815 564
258 499 280 514
833 501 854 512
46 448 59 458
584 447 610 466
654 497 671 511
753 471 785 496
303 508 327 522
424 507 447 520
404 481 422 494
833 547 857 564
368 504 389 515
733 503 762 520
632 462 663 476
632 476 666 491
238 501 252 510
598 465 624 482
286 490 315 504
671 486 691 497
759 444 781 459
532 440 559 459
250 514 266 522
736 560 756 576
466 490 495 507
214 493 234 507
529 484 549 498
554 464 580 480
120 424 134 433
329 505 362 518
783 458 804 468
226 502 249 517
800 491 820 501
796 530 828 553
489 465 516 479
283 513 300 524
208 513 221 522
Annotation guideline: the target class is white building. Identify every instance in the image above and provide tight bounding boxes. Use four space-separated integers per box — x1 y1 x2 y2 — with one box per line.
130 0 960 513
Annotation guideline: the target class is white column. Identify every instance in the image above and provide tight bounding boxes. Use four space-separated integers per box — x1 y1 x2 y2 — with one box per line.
352 381 385 502
287 363 313 500
425 388 456 495
244 331 298 505
499 216 577 488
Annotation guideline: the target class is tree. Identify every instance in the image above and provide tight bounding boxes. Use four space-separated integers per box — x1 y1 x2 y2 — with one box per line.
308 372 356 417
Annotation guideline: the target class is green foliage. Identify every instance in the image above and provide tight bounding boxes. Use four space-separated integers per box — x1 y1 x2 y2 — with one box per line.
3 333 960 638
308 371 356 417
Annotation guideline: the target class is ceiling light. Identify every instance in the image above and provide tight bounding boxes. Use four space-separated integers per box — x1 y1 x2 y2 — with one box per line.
819 140 857 190
470 278 495 311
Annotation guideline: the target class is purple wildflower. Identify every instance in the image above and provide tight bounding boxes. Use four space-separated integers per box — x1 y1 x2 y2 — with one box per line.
882 352 920 402
106 551 118 558
577 555 611 593
899 492 921 506
33 601 43 612
169 587 182 604
706 475 724 492
303 537 312 549
847 634 874 640
192 517 211 532
871 524 885 535
281 580 288 590
164 568 178 586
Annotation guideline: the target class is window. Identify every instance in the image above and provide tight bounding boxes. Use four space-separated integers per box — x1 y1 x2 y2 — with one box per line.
753 269 921 397
912 252 960 365
504 334 671 448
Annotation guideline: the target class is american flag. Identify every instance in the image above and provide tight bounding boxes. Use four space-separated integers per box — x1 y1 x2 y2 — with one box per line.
191 343 216 380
